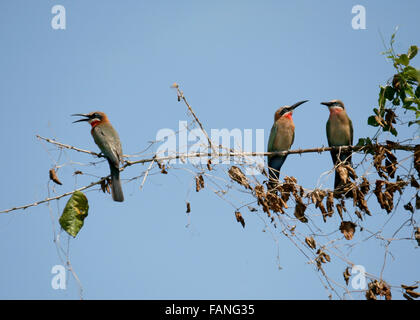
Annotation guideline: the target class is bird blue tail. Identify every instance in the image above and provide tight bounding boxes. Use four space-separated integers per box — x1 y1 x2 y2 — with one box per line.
268 156 287 189
109 162 124 202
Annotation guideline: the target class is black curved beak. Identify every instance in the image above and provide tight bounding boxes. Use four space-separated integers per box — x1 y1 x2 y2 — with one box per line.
71 114 90 123
321 101 333 107
289 100 309 111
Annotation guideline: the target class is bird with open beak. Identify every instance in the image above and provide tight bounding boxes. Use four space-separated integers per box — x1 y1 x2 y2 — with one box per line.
321 100 354 197
267 100 308 190
72 111 124 202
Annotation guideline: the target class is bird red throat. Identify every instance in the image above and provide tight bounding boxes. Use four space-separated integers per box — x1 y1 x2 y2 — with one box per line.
283 112 293 120
90 120 101 128
329 107 343 116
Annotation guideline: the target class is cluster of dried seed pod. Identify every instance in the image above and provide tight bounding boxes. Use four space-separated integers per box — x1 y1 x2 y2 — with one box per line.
225 155 416 245
366 280 392 300
339 221 357 240
157 161 168 174
315 249 331 269
100 177 112 194
305 236 316 250
401 284 420 300
331 163 358 199
374 179 407 213
195 174 205 192
350 177 371 218
235 211 245 228
228 166 251 190
374 145 398 179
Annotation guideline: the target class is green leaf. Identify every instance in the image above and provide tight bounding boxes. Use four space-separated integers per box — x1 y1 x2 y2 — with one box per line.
59 191 89 238
392 97 400 106
396 54 409 66
408 45 418 60
356 138 366 146
415 86 420 98
408 120 420 126
368 115 379 127
390 127 398 136
378 86 386 112
356 137 372 147
403 104 417 112
403 66 420 83
384 86 395 101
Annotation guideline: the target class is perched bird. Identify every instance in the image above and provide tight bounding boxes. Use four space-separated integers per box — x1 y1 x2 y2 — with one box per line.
267 100 308 190
321 100 354 195
72 112 124 202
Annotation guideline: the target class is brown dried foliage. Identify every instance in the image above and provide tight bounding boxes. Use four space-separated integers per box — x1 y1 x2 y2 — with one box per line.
49 168 62 185
235 211 245 228
366 280 392 300
228 166 251 190
305 236 316 250
195 175 205 192
339 221 356 240
315 249 331 269
343 267 351 286
374 145 398 180
100 178 111 194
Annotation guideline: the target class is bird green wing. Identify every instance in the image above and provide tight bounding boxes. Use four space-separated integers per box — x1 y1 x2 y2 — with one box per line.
267 123 278 154
92 125 123 166
326 119 332 147
291 130 295 147
348 117 354 145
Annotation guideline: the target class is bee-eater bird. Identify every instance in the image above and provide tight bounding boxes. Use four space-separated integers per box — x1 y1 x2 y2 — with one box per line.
267 100 308 190
72 111 124 202
321 100 354 194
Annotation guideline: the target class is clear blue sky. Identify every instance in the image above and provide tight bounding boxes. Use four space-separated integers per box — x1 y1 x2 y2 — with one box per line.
0 0 418 299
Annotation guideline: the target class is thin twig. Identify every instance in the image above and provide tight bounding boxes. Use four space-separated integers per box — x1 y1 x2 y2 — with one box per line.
0 177 108 214
174 85 218 154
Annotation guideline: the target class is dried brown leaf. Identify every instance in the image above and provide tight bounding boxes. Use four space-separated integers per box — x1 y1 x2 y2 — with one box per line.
416 193 420 210
195 175 204 192
403 202 414 213
343 267 351 285
49 168 62 185
326 191 334 218
235 211 245 228
405 290 420 298
339 221 357 240
411 176 419 189
403 292 414 300
415 227 420 246
415 145 420 176
305 236 316 250
294 201 308 223
336 203 343 220
228 166 251 190
401 284 419 291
